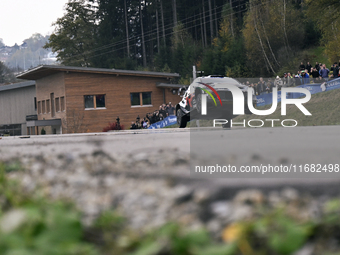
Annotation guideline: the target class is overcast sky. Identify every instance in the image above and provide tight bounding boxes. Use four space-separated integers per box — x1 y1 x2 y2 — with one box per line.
0 0 68 46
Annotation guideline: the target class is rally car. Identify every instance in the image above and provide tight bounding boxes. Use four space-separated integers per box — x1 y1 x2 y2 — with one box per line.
175 75 256 128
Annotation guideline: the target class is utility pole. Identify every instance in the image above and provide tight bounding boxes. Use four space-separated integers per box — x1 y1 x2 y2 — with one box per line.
193 65 204 81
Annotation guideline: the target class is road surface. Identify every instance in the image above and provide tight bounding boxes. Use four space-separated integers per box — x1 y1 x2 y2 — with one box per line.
1 126 340 195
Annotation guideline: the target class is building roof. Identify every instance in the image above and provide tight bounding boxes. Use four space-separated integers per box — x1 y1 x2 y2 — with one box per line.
156 83 185 89
0 80 35 92
16 65 180 80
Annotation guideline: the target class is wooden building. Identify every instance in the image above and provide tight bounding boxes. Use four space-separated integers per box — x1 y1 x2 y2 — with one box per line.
17 65 181 134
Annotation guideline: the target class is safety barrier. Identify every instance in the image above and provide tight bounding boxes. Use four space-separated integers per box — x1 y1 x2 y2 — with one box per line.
148 115 177 129
256 77 340 107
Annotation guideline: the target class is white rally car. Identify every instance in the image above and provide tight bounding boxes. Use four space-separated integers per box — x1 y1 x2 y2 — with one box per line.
175 75 256 128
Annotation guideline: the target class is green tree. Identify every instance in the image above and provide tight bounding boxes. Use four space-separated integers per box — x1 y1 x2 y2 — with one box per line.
242 0 305 76
200 3 247 78
306 0 340 62
44 0 97 67
0 62 16 84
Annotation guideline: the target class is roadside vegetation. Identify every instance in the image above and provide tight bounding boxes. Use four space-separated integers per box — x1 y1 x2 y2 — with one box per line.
2 161 340 255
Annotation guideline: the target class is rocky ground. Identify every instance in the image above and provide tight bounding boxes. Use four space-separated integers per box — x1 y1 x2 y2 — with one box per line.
1 129 340 254
1 139 337 231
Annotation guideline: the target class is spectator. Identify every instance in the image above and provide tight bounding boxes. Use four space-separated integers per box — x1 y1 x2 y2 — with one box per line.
300 62 305 71
265 79 273 93
287 73 295 87
267 78 274 88
302 70 310 84
306 62 312 73
142 117 149 128
319 64 330 81
282 73 288 87
311 67 320 83
159 105 167 120
301 71 305 84
258 77 266 95
166 102 175 116
249 82 256 95
130 122 137 129
294 71 302 86
255 83 261 95
332 62 339 79
315 62 320 71
274 76 283 89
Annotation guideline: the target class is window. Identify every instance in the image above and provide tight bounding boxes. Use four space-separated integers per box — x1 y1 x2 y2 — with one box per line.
42 100 46 113
50 93 55 117
38 101 41 114
84 95 94 108
46 99 50 113
55 98 60 112
130 93 140 106
60 97 65 111
96 95 105 108
131 92 152 107
142 92 152 105
84 95 106 109
34 97 37 111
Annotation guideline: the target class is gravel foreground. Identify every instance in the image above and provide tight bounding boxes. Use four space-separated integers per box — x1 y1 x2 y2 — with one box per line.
1 128 340 254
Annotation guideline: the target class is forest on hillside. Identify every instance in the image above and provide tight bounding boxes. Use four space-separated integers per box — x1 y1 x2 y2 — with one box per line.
44 0 339 82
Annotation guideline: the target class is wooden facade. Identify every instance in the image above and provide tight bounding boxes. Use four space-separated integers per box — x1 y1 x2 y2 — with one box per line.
18 66 180 133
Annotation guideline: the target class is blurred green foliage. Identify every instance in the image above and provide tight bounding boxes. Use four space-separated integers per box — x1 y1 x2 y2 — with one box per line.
1 162 340 255
0 163 98 255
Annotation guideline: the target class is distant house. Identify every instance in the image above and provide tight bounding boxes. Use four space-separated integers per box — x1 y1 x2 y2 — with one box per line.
0 81 36 136
0 46 12 62
17 65 181 134
20 42 28 49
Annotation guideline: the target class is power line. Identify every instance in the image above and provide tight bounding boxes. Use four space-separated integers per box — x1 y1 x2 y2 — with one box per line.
58 0 250 65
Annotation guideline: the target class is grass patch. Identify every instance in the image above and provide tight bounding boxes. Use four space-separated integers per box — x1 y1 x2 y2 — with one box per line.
234 88 340 127
277 46 330 76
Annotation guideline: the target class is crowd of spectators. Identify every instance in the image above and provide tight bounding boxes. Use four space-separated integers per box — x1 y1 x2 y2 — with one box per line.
244 61 340 95
130 102 175 129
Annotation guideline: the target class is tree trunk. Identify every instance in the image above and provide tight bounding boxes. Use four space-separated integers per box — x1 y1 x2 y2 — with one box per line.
200 8 205 47
230 0 234 38
253 10 275 74
156 0 160 53
139 0 147 67
259 16 280 67
124 0 130 57
160 0 166 46
214 0 218 37
172 0 178 43
282 0 291 54
172 0 177 27
202 0 207 47
208 0 214 40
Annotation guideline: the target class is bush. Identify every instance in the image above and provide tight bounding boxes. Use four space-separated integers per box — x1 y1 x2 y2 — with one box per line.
0 163 99 255
102 122 124 132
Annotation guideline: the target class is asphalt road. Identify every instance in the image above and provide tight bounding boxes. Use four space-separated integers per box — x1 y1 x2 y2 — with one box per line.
1 126 340 195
